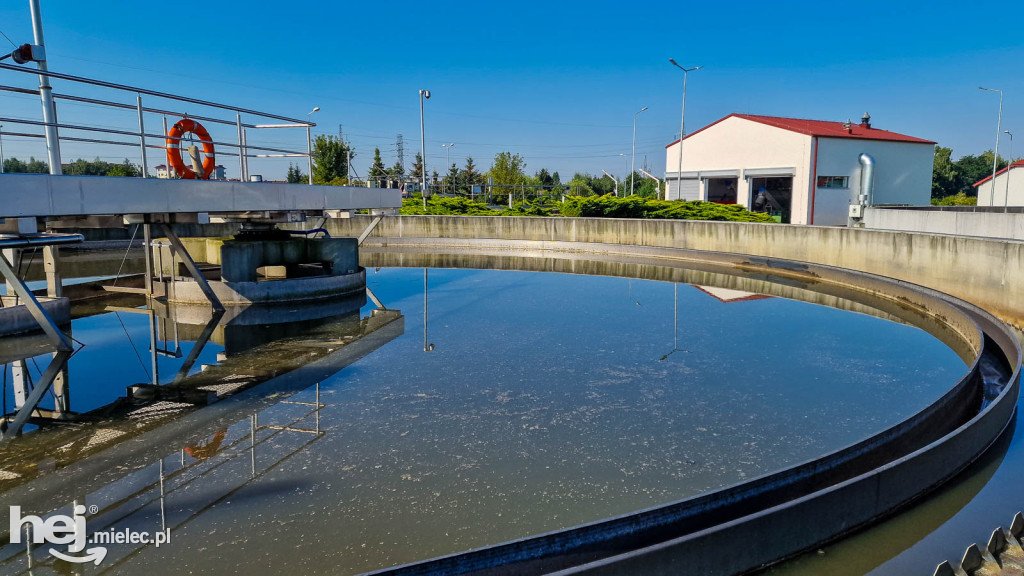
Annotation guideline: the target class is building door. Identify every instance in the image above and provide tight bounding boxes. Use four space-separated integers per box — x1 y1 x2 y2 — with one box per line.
705 178 738 203
748 177 793 223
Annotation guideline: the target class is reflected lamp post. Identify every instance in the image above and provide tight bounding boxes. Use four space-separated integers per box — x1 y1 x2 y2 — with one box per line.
423 268 434 352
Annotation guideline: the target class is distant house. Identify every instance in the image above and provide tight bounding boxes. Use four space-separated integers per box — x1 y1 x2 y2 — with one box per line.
975 160 1024 207
154 163 225 180
664 113 935 225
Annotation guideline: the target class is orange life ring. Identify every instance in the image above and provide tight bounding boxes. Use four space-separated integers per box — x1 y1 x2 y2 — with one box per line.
166 118 216 179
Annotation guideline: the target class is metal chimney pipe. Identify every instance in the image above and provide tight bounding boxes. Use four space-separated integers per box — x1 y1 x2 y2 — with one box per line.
859 153 875 206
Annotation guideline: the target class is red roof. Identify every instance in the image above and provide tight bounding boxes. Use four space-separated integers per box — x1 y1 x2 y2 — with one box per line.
973 159 1024 187
665 113 936 147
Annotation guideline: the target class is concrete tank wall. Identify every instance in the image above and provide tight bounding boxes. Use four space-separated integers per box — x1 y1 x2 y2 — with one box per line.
306 215 1024 328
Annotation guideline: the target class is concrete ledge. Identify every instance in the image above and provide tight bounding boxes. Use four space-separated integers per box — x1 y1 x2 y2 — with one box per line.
0 296 69 337
865 206 1024 241
160 268 366 304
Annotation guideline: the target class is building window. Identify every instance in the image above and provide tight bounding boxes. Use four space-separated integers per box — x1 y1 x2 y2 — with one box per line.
817 176 849 189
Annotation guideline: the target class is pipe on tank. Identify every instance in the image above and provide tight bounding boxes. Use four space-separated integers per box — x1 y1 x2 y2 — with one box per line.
859 153 875 206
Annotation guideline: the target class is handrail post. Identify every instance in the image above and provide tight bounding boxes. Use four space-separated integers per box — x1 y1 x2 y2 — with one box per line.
306 125 313 185
242 129 249 181
162 116 173 178
137 93 148 177
236 113 245 182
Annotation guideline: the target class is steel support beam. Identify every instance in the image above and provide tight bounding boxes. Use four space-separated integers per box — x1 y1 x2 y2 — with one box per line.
2 350 72 439
0 250 72 351
159 224 224 312
171 310 223 385
357 215 383 245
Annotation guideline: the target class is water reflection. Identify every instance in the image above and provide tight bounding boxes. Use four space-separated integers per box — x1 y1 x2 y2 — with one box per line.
0 256 972 576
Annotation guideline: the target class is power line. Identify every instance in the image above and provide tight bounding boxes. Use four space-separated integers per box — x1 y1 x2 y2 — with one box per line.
0 28 17 48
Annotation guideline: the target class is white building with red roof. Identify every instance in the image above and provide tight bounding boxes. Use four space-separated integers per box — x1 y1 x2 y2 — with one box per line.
664 113 935 225
974 160 1024 207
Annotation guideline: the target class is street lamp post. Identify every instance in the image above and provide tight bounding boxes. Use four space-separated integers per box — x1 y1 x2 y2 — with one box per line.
419 89 431 209
980 86 1003 207
0 124 5 174
630 107 648 196
618 153 626 196
1003 130 1011 211
441 143 455 194
305 107 319 185
601 169 618 196
669 60 702 200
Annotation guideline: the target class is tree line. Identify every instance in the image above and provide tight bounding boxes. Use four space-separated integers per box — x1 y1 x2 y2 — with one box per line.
2 157 142 177
294 136 665 204
932 146 1011 201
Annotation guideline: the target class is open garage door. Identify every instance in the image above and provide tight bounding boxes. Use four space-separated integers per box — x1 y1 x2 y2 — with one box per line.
749 177 793 223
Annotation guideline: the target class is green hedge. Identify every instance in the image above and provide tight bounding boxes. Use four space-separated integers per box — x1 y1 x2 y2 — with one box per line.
560 195 776 222
399 194 775 223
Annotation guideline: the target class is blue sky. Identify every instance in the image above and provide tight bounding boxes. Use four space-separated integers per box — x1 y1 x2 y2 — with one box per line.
0 0 1022 181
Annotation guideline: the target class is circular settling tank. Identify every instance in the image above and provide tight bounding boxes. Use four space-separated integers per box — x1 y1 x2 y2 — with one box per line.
0 251 984 576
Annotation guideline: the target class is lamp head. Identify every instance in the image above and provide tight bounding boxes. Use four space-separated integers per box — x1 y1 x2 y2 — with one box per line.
640 107 648 112
311 107 320 113
421 89 431 99
668 58 678 66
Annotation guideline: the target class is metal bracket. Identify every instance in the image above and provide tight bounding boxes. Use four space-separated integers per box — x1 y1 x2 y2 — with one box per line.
159 224 224 312
0 250 72 351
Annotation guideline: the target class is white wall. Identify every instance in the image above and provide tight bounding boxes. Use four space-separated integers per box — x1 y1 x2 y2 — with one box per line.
814 139 932 225
977 166 1024 207
665 116 813 221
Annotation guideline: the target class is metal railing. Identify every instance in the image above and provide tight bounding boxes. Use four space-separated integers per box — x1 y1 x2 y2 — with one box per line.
0 61 315 183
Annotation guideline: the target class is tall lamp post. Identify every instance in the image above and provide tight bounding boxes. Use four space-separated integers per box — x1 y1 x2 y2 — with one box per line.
979 86 1003 207
419 89 431 209
0 124 5 174
1003 129 1011 211
305 107 319 185
630 107 648 196
441 142 455 194
669 60 702 200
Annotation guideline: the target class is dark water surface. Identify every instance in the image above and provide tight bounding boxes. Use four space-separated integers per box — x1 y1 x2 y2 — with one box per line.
0 267 967 575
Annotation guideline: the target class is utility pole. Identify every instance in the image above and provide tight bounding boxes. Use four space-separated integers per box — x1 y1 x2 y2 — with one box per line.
396 134 405 173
